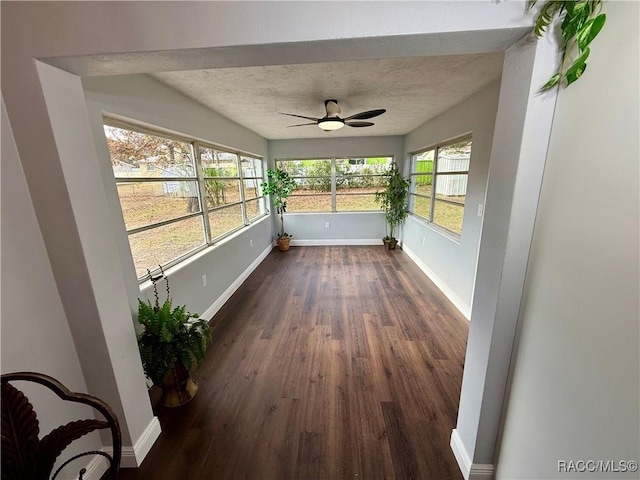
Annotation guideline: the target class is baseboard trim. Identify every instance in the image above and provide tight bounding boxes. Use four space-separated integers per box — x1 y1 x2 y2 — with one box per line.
450 429 494 480
104 416 162 468
402 245 471 320
200 243 273 320
80 455 110 480
289 238 383 246
451 429 472 479
470 464 495 479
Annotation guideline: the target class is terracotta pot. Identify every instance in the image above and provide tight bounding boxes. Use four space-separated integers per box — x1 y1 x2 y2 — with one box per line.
277 236 291 251
160 363 198 407
383 238 398 250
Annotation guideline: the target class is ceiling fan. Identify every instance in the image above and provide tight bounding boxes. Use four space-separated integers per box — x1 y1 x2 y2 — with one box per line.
280 100 386 131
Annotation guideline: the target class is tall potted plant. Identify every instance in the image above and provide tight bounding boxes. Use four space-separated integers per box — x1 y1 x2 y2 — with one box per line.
375 162 410 250
261 168 297 251
137 269 211 407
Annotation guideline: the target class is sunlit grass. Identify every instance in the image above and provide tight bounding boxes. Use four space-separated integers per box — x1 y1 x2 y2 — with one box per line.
119 183 265 277
411 184 465 235
128 217 205 278
120 180 467 278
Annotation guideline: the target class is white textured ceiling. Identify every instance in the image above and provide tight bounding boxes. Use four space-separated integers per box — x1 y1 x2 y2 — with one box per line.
153 53 504 140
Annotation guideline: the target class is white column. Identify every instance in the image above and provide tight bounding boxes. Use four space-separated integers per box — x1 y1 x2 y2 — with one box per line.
451 33 560 479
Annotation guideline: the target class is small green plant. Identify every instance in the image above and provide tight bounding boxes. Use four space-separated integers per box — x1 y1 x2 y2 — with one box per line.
374 162 410 241
137 267 211 385
529 0 606 90
261 168 297 238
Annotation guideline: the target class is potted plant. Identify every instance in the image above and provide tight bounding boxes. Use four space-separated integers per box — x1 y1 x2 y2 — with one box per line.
261 168 297 251
375 162 410 250
137 268 211 407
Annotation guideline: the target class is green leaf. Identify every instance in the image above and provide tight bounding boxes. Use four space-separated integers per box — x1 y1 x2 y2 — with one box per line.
534 1 563 37
561 5 590 45
564 1 575 14
566 62 587 85
540 72 562 91
564 47 590 79
161 324 172 342
576 13 606 51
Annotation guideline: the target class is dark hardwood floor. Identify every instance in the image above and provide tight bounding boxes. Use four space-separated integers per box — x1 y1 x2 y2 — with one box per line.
119 246 468 479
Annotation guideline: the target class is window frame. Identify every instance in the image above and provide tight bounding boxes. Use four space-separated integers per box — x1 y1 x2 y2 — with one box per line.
104 117 267 281
274 156 393 213
409 134 472 237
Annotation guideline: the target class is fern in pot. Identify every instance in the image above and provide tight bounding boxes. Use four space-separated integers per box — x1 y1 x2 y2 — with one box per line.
137 268 211 407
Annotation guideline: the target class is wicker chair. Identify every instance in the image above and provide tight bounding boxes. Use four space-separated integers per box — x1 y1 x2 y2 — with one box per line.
1 372 121 480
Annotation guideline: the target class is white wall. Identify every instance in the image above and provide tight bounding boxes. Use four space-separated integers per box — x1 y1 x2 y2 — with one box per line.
403 81 501 313
495 3 640 478
269 136 403 243
83 74 271 316
1 98 102 473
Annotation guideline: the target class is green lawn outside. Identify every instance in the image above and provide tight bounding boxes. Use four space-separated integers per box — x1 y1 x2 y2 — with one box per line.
411 184 465 235
119 179 465 278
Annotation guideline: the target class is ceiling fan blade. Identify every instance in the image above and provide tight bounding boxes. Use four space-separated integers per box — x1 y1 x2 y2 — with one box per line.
279 112 319 121
287 122 317 127
346 121 375 128
343 109 386 121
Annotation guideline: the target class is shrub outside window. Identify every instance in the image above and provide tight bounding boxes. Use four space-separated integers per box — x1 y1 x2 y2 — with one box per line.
409 136 472 236
275 157 392 212
104 120 266 280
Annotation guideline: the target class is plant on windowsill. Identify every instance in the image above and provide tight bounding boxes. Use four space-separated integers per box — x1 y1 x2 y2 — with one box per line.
261 168 297 251
374 162 410 250
137 267 211 407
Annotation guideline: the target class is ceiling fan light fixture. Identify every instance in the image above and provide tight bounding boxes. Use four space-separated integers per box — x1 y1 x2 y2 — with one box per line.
281 100 385 130
317 118 345 131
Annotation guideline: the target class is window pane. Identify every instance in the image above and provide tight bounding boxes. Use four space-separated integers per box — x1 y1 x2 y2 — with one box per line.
336 175 387 192
411 175 433 196
286 195 331 212
275 160 301 176
335 158 354 173
411 194 432 220
246 198 266 221
437 140 471 173
277 159 330 178
105 126 195 179
243 177 262 200
204 179 241 208
413 150 434 174
276 159 331 195
128 216 205 278
117 181 200 230
336 194 380 211
298 175 331 192
241 156 263 179
200 146 239 176
433 200 465 235
336 157 392 176
209 204 245 239
435 174 467 204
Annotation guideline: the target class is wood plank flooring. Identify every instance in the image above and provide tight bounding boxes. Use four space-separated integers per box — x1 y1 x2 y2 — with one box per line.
119 246 468 480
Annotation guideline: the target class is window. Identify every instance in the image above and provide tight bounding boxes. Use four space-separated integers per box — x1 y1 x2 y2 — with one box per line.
104 121 266 279
275 157 392 212
241 155 266 222
409 136 472 236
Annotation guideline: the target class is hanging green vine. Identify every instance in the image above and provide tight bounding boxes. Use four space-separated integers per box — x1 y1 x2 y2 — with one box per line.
529 0 606 90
